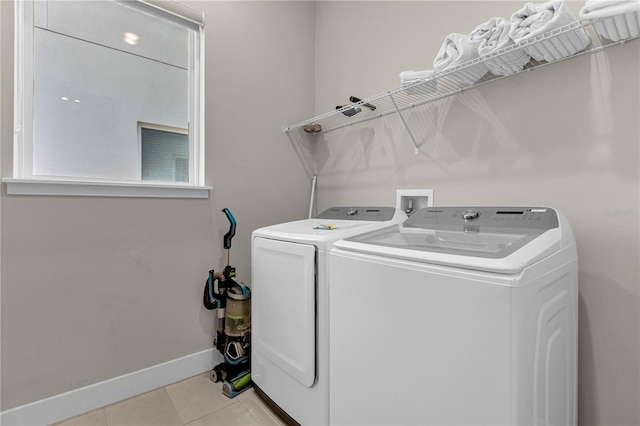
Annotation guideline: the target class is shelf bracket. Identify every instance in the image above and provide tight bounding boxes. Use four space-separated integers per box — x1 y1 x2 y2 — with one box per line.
389 93 420 155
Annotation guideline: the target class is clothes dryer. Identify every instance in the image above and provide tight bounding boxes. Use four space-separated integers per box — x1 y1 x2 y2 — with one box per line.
329 206 578 426
251 207 407 425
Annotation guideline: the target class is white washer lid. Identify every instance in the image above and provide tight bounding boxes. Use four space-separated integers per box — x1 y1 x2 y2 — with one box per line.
334 206 571 274
252 207 406 249
253 217 403 249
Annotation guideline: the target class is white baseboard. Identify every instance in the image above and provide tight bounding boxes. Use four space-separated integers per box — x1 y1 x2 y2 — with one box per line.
0 348 218 426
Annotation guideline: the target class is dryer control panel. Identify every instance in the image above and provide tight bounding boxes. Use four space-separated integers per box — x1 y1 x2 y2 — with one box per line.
316 207 398 221
406 207 559 231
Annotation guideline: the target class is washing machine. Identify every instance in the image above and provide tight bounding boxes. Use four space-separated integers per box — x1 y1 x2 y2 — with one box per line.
329 206 578 426
251 206 407 425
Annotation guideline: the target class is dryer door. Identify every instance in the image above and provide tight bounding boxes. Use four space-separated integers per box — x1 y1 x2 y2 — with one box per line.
252 237 316 387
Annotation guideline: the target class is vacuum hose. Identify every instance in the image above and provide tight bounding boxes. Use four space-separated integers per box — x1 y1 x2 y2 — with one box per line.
203 271 225 310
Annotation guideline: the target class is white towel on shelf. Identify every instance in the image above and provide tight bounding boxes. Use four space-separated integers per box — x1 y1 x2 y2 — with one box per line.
580 0 640 41
468 17 531 76
509 0 576 41
509 0 590 62
470 18 513 54
580 0 639 20
433 33 489 85
399 70 437 95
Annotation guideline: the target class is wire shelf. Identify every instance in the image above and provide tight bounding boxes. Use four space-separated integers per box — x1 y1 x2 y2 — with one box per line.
283 19 639 141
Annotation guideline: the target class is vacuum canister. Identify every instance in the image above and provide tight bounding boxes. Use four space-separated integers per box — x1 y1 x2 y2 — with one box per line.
225 286 251 336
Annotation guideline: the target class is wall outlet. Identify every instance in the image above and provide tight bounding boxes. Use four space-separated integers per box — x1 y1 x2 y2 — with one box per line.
396 189 434 216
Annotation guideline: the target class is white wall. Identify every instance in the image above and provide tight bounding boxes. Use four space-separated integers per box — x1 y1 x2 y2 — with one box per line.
0 0 314 412
312 2 639 426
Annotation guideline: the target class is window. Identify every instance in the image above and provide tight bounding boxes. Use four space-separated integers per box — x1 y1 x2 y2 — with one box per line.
140 124 189 183
6 0 209 198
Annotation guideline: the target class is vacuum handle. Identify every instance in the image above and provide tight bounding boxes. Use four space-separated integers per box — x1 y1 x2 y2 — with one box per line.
222 208 236 250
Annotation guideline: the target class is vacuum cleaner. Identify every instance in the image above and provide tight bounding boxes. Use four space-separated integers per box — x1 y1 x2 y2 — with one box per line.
203 208 252 398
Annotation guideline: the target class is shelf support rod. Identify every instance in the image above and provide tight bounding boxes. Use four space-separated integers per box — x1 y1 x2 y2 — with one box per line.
389 92 420 155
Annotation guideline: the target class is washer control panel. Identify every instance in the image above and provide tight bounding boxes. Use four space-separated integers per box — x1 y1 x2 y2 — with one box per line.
316 207 398 221
406 207 559 230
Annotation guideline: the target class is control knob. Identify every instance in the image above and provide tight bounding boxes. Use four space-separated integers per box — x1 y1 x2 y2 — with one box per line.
347 208 358 217
463 209 480 221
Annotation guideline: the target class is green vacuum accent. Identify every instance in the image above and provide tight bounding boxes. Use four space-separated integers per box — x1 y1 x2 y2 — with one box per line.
222 372 252 398
232 372 252 390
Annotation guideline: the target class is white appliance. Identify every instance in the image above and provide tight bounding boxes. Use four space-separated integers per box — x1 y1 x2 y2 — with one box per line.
251 207 407 425
330 206 578 426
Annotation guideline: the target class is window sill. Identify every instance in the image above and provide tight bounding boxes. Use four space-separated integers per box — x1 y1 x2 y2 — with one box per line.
2 178 211 199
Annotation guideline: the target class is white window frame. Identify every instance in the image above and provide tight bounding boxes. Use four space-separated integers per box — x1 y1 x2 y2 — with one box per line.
3 0 210 198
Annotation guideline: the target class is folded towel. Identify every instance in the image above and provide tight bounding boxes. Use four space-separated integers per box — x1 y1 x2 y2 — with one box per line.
469 17 531 75
470 17 513 55
433 33 489 85
510 1 576 41
400 70 433 83
399 70 438 95
580 0 640 20
580 0 640 41
510 0 590 62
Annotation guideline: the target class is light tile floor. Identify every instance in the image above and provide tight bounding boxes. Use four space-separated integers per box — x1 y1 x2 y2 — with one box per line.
53 373 287 426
